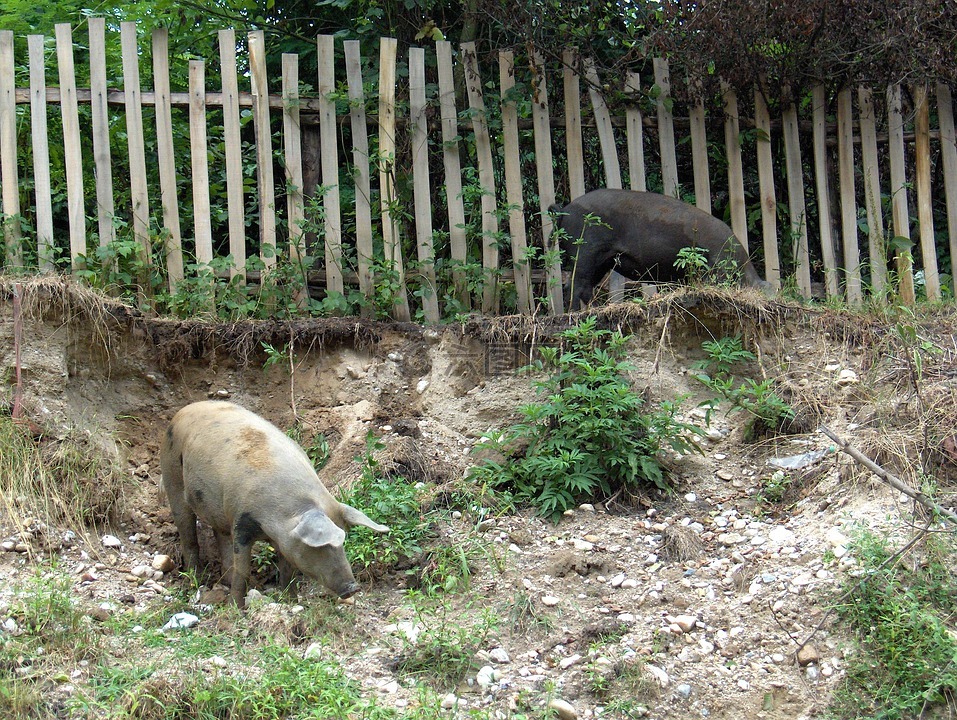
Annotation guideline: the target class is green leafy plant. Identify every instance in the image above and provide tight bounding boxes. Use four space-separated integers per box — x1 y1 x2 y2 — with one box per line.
693 336 795 442
340 433 430 574
470 317 701 520
695 336 756 376
674 245 709 282
830 531 957 719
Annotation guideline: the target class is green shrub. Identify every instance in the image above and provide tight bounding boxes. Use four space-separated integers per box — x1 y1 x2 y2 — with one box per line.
470 317 701 520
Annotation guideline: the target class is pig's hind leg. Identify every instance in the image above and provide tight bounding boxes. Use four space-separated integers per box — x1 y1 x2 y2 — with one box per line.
214 530 234 587
167 497 202 577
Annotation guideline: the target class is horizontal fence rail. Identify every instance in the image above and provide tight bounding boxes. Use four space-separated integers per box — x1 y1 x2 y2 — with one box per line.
1 23 956 319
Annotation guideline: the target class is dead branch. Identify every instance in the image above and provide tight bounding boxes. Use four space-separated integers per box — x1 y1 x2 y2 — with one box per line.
819 425 957 526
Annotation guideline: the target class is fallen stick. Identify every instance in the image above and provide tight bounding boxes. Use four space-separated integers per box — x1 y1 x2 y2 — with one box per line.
819 424 957 526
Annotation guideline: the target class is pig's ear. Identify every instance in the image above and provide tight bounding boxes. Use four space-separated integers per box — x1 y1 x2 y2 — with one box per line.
340 503 389 533
291 509 346 548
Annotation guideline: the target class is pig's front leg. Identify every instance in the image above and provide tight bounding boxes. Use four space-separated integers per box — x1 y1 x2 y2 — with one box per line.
230 512 263 608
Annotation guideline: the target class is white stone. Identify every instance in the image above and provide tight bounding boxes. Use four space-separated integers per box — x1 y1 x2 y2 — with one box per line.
162 612 199 631
440 694 462 710
378 681 400 694
559 654 582 669
476 665 500 687
645 664 670 687
304 643 323 660
573 539 594 551
488 647 511 664
416 378 430 394
826 527 849 547
768 526 796 545
541 595 560 606
395 621 422 643
836 369 859 386
672 615 697 633
718 533 747 546
547 698 578 720
152 554 175 572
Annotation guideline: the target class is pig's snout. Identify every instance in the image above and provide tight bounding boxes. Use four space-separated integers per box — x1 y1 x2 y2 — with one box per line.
337 581 361 599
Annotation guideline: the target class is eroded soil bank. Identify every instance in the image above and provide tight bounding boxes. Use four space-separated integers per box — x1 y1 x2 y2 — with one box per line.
2 277 955 718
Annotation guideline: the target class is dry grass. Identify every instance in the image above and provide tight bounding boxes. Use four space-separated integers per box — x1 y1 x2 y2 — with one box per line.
0 417 127 545
464 285 801 346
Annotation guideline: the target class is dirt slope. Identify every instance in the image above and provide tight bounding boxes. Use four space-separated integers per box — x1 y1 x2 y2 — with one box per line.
2 278 953 718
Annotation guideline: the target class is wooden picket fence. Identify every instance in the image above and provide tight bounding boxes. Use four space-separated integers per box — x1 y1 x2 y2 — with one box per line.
1 23 957 320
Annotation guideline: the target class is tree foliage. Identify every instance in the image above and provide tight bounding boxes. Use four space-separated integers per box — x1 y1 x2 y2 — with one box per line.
649 0 957 97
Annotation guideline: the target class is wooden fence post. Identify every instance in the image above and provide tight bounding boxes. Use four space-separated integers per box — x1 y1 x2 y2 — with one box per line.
858 87 888 295
344 40 375 314
913 84 940 301
585 57 622 190
378 37 411 321
54 23 86 272
249 30 277 269
754 81 780 288
722 81 748 255
563 49 586 201
625 72 647 193
317 35 344 297
836 87 862 304
585 56 625 302
281 54 306 267
531 49 564 315
812 85 839 299
153 28 184 290
88 19 116 260
688 76 710 212
938 83 957 297
410 46 441 322
26 35 53 271
499 50 532 315
653 58 678 198
782 92 811 296
435 41 470 310
218 29 245 281
462 41 500 313
0 31 21 270
121 22 152 280
887 83 915 305
189 60 213 269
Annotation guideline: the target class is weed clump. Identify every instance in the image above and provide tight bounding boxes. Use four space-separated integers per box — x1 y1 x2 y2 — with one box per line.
830 531 957 719
693 335 797 442
470 317 701 520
